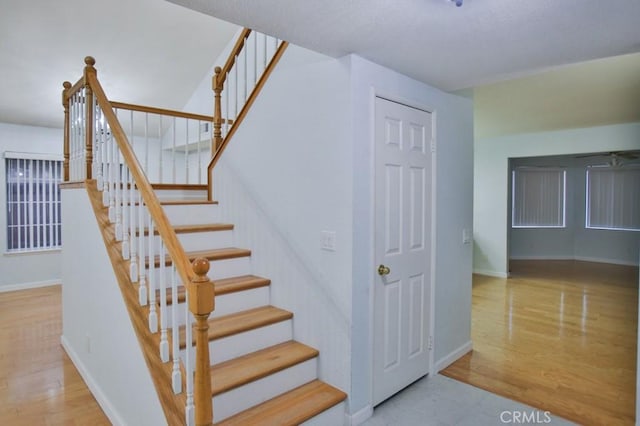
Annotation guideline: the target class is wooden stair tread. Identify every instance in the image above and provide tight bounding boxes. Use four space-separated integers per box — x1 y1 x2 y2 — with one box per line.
159 199 217 205
161 275 271 304
214 380 347 426
210 341 318 396
179 306 292 349
138 223 234 236
146 247 251 268
151 183 207 190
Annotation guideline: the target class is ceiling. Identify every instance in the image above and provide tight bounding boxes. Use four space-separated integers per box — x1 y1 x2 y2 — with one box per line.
168 0 640 92
2 0 639 135
0 0 238 129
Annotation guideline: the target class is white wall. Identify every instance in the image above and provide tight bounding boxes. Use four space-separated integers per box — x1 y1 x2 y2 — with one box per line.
0 122 63 290
212 45 354 396
475 122 640 277
61 185 165 426
510 156 640 266
349 55 474 415
194 39 473 420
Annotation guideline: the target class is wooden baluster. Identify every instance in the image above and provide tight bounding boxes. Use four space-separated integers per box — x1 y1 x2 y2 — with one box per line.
159 241 169 362
148 215 158 332
171 265 182 393
83 57 96 180
95 107 104 191
213 66 223 153
185 120 189 184
172 117 176 184
185 286 194 425
129 174 138 282
62 81 71 182
137 189 148 306
188 258 214 426
158 115 163 183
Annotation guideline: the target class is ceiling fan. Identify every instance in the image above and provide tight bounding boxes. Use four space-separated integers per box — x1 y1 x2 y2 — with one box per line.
575 150 640 167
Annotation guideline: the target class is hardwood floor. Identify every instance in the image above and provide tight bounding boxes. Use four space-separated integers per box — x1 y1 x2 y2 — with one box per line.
442 260 639 425
0 285 110 425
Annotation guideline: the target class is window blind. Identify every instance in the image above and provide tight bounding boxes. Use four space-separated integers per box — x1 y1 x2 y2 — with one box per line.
5 157 63 252
586 166 640 231
512 167 566 228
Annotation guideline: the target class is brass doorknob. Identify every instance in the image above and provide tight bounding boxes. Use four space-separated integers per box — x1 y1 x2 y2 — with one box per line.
378 264 390 276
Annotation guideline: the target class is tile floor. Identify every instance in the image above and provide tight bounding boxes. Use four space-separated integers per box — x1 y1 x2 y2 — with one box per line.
362 374 575 426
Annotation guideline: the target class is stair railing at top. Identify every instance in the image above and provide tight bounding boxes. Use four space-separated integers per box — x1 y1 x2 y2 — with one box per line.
207 29 289 199
62 57 214 426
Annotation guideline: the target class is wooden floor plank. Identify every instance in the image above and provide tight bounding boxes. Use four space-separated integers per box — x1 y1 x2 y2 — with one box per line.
0 286 110 425
441 260 638 425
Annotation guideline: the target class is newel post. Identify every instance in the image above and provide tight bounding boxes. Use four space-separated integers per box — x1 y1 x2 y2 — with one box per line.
62 81 71 182
212 67 223 152
83 56 96 180
188 258 215 426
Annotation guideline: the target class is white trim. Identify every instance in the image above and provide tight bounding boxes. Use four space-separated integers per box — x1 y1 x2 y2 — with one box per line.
346 404 374 425
473 269 509 278
0 279 60 293
509 255 573 261
435 340 473 372
3 151 63 161
509 255 639 267
4 248 62 256
61 335 127 426
574 256 638 267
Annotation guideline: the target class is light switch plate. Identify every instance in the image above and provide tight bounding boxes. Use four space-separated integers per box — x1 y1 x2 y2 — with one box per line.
462 228 472 245
321 230 336 251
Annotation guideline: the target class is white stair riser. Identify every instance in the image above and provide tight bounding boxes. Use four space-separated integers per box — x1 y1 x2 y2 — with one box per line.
145 257 252 287
177 230 234 252
160 286 270 327
109 188 207 202
165 205 220 225
154 189 207 200
207 257 252 280
107 204 220 228
212 358 318 422
301 401 347 426
180 320 292 366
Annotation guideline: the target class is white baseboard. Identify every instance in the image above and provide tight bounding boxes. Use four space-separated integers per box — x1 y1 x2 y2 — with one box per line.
60 335 126 426
509 256 638 267
509 255 573 261
435 340 473 372
472 269 508 278
346 404 373 425
0 279 60 293
574 256 638 267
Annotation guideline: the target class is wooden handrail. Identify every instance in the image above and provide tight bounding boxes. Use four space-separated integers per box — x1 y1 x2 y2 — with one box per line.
85 57 215 424
208 40 289 199
65 76 85 102
86 59 195 298
216 28 252 88
110 101 214 122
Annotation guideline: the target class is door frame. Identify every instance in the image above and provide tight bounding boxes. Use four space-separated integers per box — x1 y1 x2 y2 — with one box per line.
368 89 438 405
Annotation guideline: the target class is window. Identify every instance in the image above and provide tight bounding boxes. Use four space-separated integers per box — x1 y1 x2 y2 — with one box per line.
586 166 640 231
512 167 566 228
5 153 63 252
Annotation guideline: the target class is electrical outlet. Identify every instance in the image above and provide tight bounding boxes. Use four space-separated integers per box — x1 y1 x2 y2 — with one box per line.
321 231 336 251
462 229 472 245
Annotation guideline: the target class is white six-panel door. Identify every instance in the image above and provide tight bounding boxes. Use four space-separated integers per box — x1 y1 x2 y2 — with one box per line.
373 96 433 405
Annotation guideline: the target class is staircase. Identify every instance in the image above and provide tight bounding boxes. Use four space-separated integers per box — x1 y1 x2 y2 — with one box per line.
61 27 347 425
148 185 347 424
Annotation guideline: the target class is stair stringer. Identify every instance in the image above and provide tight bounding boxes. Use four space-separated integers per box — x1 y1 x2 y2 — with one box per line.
61 181 183 426
213 160 352 407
